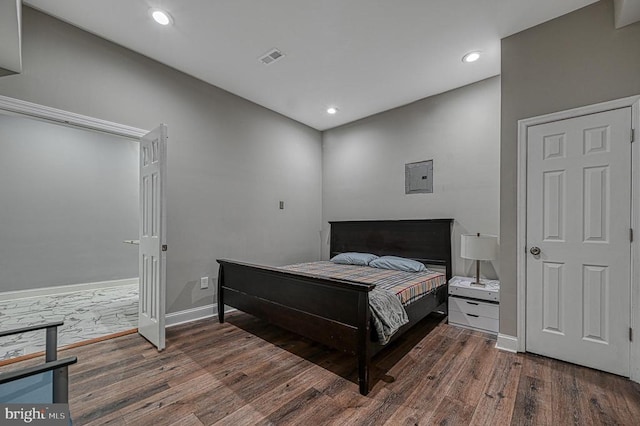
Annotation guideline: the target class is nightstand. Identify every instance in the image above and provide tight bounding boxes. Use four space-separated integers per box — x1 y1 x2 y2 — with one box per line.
448 276 500 334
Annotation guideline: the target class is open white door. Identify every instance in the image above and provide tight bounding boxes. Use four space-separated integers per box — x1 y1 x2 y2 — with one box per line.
138 124 167 350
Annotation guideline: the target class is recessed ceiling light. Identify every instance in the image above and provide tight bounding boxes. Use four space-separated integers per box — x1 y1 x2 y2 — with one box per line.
150 9 172 26
462 51 481 63
327 107 338 115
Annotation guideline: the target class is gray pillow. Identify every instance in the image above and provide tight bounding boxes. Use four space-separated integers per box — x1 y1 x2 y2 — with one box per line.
369 256 427 272
330 252 379 266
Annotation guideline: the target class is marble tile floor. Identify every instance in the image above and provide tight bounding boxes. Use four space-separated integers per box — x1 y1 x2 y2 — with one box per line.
0 284 138 361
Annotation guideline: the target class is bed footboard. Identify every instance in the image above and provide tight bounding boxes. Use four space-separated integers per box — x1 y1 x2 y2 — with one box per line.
217 259 375 394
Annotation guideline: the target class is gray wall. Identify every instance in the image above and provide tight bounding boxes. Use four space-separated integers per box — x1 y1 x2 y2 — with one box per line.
323 77 501 278
500 0 640 336
0 114 138 291
0 8 322 313
0 0 21 75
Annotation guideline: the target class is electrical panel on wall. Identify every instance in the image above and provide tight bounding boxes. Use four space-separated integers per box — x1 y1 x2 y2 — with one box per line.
405 160 433 194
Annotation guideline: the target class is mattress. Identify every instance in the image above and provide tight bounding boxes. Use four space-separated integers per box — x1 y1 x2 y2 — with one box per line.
280 261 447 306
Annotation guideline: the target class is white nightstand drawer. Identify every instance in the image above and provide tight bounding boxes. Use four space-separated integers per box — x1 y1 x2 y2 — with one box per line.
448 285 499 302
448 310 498 333
449 296 499 319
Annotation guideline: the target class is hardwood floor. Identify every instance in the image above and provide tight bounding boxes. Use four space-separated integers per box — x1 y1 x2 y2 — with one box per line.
57 312 640 425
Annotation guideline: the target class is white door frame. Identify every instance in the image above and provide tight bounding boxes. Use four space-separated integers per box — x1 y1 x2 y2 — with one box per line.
517 94 640 383
0 96 147 139
0 94 170 346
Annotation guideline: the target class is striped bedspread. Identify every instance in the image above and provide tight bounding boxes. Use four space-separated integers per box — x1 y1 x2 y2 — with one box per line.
280 261 446 306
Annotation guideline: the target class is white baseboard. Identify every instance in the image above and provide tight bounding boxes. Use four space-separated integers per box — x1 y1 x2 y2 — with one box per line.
165 304 238 327
166 304 216 327
0 278 139 301
495 333 519 353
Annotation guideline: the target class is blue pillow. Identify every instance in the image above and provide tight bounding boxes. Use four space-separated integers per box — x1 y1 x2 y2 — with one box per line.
369 256 427 272
330 252 378 266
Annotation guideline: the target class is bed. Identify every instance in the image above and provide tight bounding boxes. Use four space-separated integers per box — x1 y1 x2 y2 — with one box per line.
216 219 453 395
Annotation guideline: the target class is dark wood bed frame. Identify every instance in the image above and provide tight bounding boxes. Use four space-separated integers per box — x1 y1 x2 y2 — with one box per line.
217 219 453 395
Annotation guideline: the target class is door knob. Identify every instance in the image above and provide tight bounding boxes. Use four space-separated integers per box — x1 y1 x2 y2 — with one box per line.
530 246 541 256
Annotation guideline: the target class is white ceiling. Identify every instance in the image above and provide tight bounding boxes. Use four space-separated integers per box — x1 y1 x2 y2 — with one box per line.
24 0 601 131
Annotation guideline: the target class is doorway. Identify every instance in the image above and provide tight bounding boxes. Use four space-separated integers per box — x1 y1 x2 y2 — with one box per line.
517 95 640 382
0 95 166 355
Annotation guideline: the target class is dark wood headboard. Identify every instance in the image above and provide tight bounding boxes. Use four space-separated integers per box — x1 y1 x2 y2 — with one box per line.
329 219 454 280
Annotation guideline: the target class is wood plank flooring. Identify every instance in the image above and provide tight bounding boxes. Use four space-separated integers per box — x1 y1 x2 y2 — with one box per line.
43 312 640 425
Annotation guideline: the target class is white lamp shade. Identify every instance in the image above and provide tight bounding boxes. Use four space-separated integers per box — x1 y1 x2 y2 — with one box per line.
461 234 498 261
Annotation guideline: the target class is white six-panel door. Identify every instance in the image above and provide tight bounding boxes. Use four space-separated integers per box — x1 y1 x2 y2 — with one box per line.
138 125 167 350
526 108 632 376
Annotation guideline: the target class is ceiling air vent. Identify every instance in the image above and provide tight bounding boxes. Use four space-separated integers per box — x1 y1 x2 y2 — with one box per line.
259 48 284 65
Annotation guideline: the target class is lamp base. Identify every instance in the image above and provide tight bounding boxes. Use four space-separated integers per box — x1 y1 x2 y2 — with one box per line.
471 260 485 287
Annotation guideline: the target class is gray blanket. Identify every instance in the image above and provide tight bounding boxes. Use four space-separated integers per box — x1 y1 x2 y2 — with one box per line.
369 288 409 345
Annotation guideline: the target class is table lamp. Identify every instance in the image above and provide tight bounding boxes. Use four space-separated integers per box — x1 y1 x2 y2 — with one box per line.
461 233 498 287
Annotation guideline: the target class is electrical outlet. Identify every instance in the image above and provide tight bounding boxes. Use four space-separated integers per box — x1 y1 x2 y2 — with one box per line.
200 276 209 289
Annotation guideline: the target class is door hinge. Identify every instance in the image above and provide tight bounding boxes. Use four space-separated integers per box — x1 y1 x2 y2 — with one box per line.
162 244 168 252
632 128 635 143
631 228 634 243
630 327 633 342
